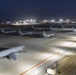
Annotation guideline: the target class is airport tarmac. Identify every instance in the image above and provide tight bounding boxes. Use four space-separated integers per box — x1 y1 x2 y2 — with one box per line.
0 31 76 75
57 55 76 75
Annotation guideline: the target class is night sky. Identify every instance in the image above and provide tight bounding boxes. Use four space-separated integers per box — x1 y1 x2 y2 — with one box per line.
0 0 76 20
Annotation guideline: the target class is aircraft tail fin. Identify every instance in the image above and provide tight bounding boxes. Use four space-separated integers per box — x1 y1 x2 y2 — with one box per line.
19 29 23 35
50 26 53 30
72 27 76 32
72 27 74 29
1 28 5 33
43 31 47 38
72 27 75 31
62 25 65 28
32 26 35 29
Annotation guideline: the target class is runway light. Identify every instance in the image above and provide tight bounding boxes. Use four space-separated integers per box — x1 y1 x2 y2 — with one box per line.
6 22 10 24
16 22 19 25
66 19 69 21
24 21 26 23
44 20 47 21
26 20 29 22
51 19 55 22
60 19 63 22
66 19 70 23
30 19 33 22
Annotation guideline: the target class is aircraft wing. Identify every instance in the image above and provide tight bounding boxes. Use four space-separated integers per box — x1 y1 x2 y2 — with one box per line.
8 52 17 60
0 46 25 60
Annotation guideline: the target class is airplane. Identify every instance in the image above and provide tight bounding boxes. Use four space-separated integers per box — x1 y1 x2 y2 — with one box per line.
32 26 51 31
1 28 17 34
18 29 33 36
0 46 26 60
43 31 55 38
58 25 74 32
50 25 74 32
50 26 58 30
72 27 76 32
